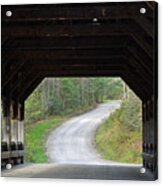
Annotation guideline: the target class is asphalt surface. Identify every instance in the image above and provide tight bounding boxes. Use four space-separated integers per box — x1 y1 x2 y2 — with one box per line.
46 101 121 164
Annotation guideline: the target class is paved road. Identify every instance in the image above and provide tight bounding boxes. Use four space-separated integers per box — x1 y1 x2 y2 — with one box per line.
46 101 121 164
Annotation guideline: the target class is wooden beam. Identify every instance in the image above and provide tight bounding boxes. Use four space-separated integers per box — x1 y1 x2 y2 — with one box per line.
2 23 153 53
122 75 144 101
22 77 44 101
125 51 153 81
1 2 154 21
2 60 27 88
3 35 129 49
124 65 151 99
19 74 42 99
2 49 126 61
10 69 34 95
127 46 153 75
27 57 125 66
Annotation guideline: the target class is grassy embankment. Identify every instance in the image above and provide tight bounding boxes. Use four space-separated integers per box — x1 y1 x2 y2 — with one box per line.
95 94 142 164
25 117 64 162
25 105 96 163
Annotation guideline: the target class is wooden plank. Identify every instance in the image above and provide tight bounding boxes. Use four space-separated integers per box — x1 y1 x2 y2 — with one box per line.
122 73 147 101
27 57 126 66
1 23 153 54
21 77 44 101
2 48 125 61
3 35 129 49
2 60 27 88
1 22 135 37
1 2 154 21
124 64 151 98
18 74 42 99
125 51 153 81
10 69 34 94
29 64 125 72
127 47 153 75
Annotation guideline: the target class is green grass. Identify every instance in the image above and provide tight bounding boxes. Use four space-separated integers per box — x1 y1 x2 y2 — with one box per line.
95 103 142 164
25 117 65 163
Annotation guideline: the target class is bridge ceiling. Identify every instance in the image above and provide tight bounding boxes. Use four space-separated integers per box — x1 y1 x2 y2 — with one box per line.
1 2 157 101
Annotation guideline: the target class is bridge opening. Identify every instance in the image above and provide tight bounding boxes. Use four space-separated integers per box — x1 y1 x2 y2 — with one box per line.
1 2 158 180
23 77 142 165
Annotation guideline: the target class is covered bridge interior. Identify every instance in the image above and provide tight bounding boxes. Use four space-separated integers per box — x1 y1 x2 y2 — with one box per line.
1 1 158 180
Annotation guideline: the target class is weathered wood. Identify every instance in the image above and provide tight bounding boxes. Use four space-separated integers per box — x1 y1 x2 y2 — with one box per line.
122 67 150 101
2 49 125 60
17 102 25 145
3 35 129 49
2 23 153 57
142 97 157 176
1 98 11 150
2 60 27 88
10 100 18 145
10 69 34 95
1 2 154 21
19 74 42 100
22 77 44 101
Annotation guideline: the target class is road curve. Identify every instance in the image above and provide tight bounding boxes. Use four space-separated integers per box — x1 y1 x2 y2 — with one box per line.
46 101 121 165
2 101 146 180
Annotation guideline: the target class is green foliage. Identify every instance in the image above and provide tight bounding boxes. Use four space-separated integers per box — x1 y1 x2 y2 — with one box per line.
25 85 43 124
25 78 124 125
46 97 63 116
106 78 124 100
120 92 142 131
95 92 142 164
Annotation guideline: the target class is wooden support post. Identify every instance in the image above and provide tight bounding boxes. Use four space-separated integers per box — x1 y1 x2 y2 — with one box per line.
152 95 158 178
142 96 157 178
2 98 7 143
2 97 11 151
17 102 24 150
10 100 18 150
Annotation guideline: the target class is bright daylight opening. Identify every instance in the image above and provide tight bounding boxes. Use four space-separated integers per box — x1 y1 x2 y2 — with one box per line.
24 77 142 165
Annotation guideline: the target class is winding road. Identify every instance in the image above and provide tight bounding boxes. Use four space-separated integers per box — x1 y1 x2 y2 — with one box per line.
2 101 149 180
46 101 121 164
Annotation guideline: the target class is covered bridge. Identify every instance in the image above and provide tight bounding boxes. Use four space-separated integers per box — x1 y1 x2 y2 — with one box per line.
1 1 158 180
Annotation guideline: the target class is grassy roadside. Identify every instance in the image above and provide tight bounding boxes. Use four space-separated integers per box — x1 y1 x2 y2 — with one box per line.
25 117 65 163
95 95 142 164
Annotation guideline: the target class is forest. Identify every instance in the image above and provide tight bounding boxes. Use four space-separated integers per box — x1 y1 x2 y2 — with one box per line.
25 78 124 124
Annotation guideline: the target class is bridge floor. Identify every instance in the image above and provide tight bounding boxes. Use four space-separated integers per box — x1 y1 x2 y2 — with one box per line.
2 163 154 180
